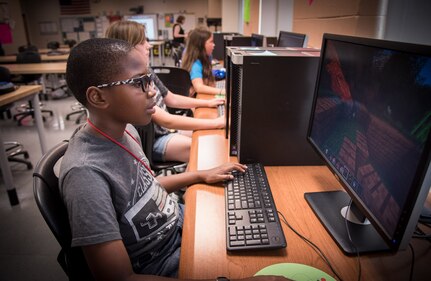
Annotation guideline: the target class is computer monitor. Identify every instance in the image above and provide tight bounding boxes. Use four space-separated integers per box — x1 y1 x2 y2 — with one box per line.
251 33 264 47
207 18 222 31
277 31 307 47
230 36 252 47
306 33 431 254
124 15 158 40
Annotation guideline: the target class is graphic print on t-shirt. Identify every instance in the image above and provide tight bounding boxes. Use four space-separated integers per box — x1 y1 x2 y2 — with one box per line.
124 158 178 243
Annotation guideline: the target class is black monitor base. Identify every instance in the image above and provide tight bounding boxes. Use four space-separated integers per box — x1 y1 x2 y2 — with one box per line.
305 190 390 255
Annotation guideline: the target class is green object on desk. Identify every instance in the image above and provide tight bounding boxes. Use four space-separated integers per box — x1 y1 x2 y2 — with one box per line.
215 94 225 99
255 263 336 281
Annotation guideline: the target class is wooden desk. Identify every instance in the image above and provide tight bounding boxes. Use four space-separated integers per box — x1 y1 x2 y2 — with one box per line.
1 62 67 74
0 53 69 63
149 40 166 66
1 62 67 94
38 47 70 54
179 94 431 280
0 85 46 206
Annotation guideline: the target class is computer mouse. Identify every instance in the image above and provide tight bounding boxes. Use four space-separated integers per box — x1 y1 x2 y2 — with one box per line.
255 263 335 281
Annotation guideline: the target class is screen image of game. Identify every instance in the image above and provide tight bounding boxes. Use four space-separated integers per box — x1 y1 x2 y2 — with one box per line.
309 39 431 238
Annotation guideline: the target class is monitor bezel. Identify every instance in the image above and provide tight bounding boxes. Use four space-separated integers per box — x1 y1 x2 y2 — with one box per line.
277 31 307 47
251 33 264 47
306 33 431 251
123 14 158 41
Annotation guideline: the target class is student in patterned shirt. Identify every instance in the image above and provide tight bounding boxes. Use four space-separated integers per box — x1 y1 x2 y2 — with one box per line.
60 38 257 280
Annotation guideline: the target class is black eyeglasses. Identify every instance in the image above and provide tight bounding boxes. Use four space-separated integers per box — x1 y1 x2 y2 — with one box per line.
96 73 153 93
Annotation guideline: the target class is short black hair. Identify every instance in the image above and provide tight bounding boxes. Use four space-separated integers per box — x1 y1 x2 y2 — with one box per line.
66 38 133 106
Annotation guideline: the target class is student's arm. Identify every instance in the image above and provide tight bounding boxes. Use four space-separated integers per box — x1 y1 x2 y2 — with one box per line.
164 91 224 109
157 162 247 192
192 77 226 95
152 106 225 131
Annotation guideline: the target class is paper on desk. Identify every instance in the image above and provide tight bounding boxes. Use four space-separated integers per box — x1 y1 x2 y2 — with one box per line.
249 50 277 56
197 135 226 170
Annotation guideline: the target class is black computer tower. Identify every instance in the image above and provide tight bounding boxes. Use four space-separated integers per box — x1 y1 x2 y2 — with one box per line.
213 32 241 61
226 47 322 166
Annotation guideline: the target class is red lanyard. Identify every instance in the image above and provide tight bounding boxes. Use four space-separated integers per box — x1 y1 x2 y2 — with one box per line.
86 119 154 176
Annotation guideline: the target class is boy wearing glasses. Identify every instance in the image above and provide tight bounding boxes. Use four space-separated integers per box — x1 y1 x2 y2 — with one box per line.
60 38 275 281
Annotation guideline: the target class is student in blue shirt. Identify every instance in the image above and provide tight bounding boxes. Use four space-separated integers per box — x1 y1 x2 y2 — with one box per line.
182 26 225 96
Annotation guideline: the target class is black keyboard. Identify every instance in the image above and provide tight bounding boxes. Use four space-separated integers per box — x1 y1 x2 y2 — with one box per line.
217 104 225 117
224 163 287 251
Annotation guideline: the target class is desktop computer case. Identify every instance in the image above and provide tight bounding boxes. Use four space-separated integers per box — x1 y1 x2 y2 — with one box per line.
226 47 322 166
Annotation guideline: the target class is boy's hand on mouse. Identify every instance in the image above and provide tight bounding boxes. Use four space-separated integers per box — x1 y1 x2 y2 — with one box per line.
201 163 247 184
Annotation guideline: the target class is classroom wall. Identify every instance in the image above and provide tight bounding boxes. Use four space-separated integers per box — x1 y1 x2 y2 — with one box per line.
384 0 431 46
293 0 388 48
1 0 27 55
3 0 430 55
243 0 260 35
221 0 242 33
14 0 213 51
260 0 294 37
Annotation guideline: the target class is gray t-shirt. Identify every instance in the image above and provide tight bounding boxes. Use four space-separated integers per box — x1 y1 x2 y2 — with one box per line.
59 124 182 275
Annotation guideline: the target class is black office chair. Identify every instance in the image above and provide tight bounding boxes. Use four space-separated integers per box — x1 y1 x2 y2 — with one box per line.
151 66 193 116
5 141 33 169
12 51 54 125
65 102 87 124
18 44 38 53
47 41 60 50
64 39 77 48
33 141 94 281
134 122 186 176
0 66 33 168
0 66 14 119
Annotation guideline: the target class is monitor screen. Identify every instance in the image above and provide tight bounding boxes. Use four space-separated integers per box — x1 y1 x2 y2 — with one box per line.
277 31 307 47
230 36 252 47
251 33 264 47
306 33 431 254
124 15 158 40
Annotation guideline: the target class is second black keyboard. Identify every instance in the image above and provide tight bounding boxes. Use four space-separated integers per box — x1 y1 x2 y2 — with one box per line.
224 163 287 251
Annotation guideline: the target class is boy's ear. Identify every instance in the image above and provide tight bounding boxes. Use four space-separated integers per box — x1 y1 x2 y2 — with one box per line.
86 86 109 109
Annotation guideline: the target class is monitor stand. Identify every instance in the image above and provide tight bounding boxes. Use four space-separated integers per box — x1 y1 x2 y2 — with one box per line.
304 190 390 255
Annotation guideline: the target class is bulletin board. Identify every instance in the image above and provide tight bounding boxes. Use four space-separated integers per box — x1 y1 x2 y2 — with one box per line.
60 16 96 42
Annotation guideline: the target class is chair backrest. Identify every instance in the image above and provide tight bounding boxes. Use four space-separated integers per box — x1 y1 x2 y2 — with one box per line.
17 51 42 64
16 51 42 83
47 41 60 50
152 66 193 116
18 44 38 53
64 39 77 48
0 66 11 82
152 66 191 97
134 122 155 166
33 141 93 280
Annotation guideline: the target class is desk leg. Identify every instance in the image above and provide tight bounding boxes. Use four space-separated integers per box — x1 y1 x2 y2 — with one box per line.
158 45 163 66
32 93 48 154
161 44 165 66
0 134 19 206
40 75 47 96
